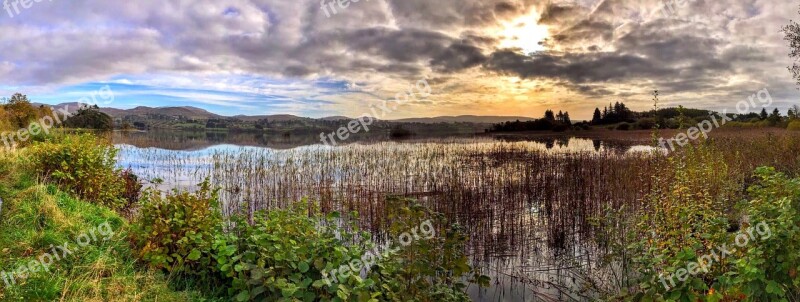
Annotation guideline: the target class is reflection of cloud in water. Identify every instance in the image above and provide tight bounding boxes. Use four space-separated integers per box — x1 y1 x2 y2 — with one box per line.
625 145 669 155
114 136 657 300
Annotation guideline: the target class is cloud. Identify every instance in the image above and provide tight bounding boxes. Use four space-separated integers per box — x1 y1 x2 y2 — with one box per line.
0 0 797 118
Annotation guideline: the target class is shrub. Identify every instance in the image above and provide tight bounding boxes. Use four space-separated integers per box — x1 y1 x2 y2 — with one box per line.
26 134 129 209
213 202 378 301
133 179 222 276
616 123 631 131
589 145 800 301
132 189 488 301
63 105 114 130
787 120 800 131
119 168 143 211
635 118 656 130
729 167 800 300
370 197 488 301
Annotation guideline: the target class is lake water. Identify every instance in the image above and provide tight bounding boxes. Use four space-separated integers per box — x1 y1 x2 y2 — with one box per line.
113 130 661 301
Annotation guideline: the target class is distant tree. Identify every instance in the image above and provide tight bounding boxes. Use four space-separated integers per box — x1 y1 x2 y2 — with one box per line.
789 105 800 119
677 105 689 129
544 110 555 121
760 108 769 120
563 112 572 125
390 125 415 138
769 108 783 124
782 7 800 86
592 108 602 124
3 93 38 128
63 105 113 130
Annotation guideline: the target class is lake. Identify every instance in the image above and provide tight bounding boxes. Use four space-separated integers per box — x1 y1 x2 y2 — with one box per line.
113 130 663 301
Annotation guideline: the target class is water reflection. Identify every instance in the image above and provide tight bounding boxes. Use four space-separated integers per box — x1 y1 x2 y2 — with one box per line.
114 130 655 154
114 131 662 302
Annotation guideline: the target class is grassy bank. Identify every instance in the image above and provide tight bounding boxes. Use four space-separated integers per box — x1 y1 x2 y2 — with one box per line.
0 150 209 301
0 132 486 302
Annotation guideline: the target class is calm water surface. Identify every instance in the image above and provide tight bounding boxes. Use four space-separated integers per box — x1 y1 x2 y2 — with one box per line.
114 130 660 302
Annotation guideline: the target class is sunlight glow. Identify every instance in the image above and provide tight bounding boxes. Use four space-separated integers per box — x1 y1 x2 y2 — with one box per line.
497 11 549 54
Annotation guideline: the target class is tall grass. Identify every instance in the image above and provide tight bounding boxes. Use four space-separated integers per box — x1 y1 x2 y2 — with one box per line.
116 131 800 300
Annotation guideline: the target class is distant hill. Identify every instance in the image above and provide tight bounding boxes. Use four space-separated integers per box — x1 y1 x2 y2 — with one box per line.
107 106 220 119
393 115 536 124
319 116 352 121
231 114 311 122
33 103 535 125
35 103 220 119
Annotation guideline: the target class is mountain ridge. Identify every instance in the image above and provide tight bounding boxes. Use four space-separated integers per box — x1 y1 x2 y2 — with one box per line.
34 102 537 124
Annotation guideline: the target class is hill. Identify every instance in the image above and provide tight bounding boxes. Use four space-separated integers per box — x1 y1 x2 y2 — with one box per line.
34 103 537 125
393 115 536 124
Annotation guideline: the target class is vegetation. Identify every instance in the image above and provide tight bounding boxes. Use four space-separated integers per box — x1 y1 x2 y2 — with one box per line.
0 148 206 301
63 105 114 131
1 121 487 301
27 134 132 210
580 137 800 301
132 182 485 301
490 108 574 132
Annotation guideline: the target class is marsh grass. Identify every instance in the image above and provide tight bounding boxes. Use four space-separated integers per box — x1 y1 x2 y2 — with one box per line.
114 131 800 300
0 150 213 301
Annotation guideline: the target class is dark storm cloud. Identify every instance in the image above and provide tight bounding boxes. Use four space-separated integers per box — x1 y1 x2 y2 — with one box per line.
484 50 671 83
0 0 797 111
431 42 488 72
538 3 586 25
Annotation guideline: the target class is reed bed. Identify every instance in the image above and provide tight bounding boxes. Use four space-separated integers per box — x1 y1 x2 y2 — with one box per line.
115 133 800 301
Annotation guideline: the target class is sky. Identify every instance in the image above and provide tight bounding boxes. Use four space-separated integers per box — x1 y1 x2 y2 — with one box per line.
0 0 798 119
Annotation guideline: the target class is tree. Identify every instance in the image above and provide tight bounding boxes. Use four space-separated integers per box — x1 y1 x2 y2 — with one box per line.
563 112 572 125
544 110 555 121
782 6 800 86
789 105 800 120
592 108 602 124
760 108 769 120
63 105 113 130
769 108 782 124
3 93 38 128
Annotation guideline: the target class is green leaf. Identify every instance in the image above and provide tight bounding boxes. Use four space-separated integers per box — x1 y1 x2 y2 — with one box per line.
187 249 202 261
235 290 249 301
299 262 310 273
766 281 785 295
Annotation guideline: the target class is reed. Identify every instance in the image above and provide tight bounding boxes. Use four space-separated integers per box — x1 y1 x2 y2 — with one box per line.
115 132 800 300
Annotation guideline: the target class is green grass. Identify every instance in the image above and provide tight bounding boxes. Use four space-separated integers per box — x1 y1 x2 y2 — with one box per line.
0 152 213 301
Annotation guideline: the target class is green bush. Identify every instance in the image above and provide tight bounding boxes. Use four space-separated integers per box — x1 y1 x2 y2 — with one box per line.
369 197 488 301
132 184 488 301
728 167 800 300
591 147 800 301
213 203 378 301
787 120 800 131
635 118 656 130
616 123 631 131
133 179 222 276
26 134 130 209
212 198 485 302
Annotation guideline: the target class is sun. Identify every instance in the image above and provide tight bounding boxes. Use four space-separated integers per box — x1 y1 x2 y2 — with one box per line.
497 11 549 54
